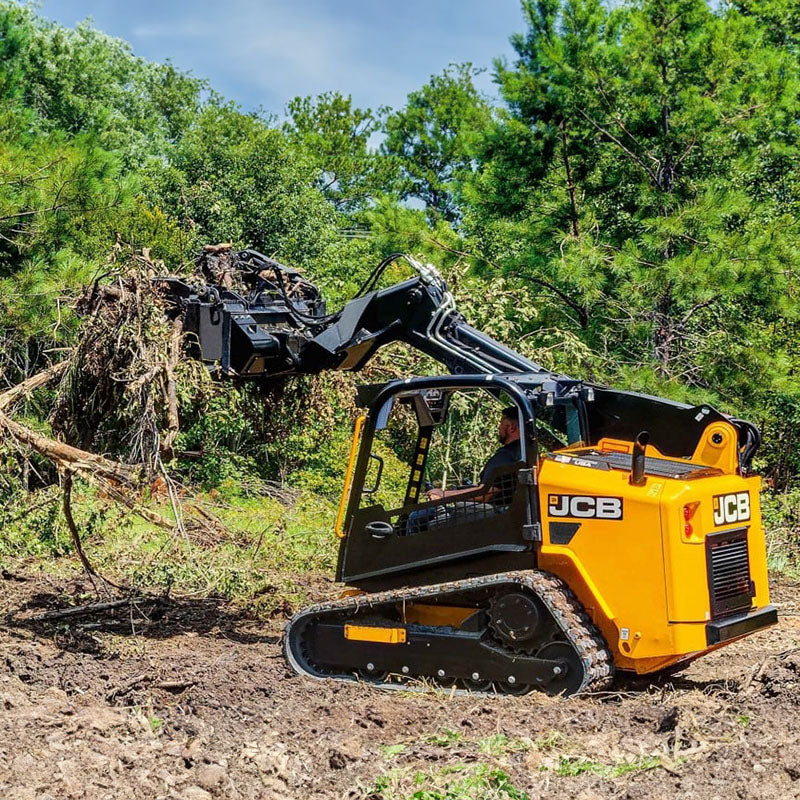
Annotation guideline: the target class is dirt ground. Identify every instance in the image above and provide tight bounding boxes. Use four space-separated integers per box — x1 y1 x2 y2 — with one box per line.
0 568 798 800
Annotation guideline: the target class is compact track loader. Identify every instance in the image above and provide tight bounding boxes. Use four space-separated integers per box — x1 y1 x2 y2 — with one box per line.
161 250 777 696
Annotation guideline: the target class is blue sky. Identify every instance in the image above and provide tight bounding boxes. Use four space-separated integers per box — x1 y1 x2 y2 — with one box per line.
33 1 526 115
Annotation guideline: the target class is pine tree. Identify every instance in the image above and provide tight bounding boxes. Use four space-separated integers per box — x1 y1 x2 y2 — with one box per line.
383 64 491 223
467 0 800 414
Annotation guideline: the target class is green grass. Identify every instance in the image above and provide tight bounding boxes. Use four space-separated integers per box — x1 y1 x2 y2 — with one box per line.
425 728 463 748
372 725 663 799
372 764 530 800
478 733 531 757
0 481 338 614
5 479 799 619
554 755 661 778
532 731 565 751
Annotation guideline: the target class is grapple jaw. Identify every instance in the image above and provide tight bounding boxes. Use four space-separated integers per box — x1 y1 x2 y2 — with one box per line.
154 249 330 378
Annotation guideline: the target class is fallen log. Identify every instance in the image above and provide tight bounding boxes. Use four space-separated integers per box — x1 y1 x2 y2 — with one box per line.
0 409 140 486
0 360 69 412
0 364 176 528
0 366 226 538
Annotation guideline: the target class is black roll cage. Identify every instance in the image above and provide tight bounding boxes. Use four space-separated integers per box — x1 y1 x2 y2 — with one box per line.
336 375 553 586
344 375 539 518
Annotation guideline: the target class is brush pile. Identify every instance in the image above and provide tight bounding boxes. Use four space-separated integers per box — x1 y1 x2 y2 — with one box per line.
0 245 240 587
50 248 191 473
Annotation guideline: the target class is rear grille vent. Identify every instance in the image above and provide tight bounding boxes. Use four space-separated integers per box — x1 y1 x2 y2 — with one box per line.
706 529 753 619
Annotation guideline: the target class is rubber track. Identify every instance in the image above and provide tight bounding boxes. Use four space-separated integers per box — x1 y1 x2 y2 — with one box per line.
284 569 614 696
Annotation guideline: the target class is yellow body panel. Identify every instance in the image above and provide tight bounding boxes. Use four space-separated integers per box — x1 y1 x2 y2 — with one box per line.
690 421 740 473
335 415 366 538
537 443 771 674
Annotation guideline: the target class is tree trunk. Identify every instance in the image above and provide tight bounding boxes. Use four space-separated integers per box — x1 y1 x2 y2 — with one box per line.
559 120 580 238
653 285 674 371
0 409 140 487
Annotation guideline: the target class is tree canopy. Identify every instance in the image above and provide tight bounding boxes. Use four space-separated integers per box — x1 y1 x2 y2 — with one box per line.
2 0 800 487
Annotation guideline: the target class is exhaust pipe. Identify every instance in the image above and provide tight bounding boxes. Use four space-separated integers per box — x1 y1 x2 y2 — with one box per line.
629 431 650 486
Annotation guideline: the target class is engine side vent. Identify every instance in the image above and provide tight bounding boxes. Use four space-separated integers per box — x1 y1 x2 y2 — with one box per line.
706 528 753 619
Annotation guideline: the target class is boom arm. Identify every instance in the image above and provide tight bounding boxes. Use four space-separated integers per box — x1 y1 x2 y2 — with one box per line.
157 248 761 473
158 250 544 379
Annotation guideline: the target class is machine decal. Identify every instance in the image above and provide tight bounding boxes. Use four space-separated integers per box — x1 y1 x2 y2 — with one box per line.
549 521 582 545
712 492 751 526
547 453 611 471
548 494 623 520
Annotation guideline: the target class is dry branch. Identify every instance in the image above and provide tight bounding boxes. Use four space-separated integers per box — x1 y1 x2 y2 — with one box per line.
62 471 101 591
155 679 196 692
0 408 139 486
161 317 184 458
51 256 183 475
0 365 178 535
26 597 149 622
1 366 227 540
106 673 149 702
2 399 222 537
0 360 69 412
80 472 177 531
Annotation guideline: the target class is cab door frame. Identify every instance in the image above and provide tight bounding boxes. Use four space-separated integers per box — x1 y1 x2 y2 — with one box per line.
335 375 541 589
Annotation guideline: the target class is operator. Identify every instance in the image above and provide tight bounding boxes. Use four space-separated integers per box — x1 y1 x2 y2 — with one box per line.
406 406 522 534
426 406 521 505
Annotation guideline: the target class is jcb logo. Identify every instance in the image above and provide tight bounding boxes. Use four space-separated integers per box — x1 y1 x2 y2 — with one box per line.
713 492 750 526
548 494 623 520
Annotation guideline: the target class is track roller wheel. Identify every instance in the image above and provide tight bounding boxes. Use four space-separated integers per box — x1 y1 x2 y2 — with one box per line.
356 666 390 683
497 679 533 696
461 676 494 693
536 641 584 696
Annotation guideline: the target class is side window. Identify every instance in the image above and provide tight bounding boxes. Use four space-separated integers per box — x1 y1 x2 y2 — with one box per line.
424 390 500 491
360 399 416 510
535 401 583 453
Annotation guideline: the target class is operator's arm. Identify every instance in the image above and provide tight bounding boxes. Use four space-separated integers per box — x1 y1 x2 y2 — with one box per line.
426 484 497 504
426 439 521 505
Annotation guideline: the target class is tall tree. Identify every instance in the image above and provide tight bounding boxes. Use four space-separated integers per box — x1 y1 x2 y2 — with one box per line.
383 64 491 223
0 2 204 165
146 102 340 265
284 92 390 213
734 0 800 53
468 0 800 407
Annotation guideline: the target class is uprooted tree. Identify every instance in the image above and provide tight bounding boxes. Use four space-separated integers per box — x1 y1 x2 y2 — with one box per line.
0 245 303 593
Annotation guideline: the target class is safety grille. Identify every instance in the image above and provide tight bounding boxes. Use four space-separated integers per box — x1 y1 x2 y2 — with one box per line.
396 466 521 536
706 529 753 619
563 449 711 478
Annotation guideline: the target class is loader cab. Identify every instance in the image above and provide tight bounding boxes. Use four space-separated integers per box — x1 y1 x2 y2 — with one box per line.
334 374 586 591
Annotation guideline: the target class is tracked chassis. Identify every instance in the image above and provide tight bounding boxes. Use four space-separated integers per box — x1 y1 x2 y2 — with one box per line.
285 570 613 697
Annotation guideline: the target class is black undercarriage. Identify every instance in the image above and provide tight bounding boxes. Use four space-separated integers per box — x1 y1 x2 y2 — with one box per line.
285 570 613 697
